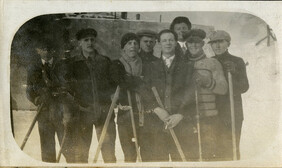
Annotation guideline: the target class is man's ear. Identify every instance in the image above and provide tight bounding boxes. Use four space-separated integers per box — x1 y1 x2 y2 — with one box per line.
227 41 231 47
78 40 82 47
35 48 43 55
201 40 205 47
35 48 40 54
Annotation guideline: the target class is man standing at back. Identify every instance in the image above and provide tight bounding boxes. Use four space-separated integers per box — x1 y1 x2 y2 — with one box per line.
170 16 192 60
209 30 249 160
67 28 116 163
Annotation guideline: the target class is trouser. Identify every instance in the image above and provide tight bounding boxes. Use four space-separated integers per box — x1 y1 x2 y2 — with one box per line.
199 116 222 161
138 113 184 162
37 100 76 163
118 124 140 162
117 109 140 162
217 119 243 160
74 110 116 163
139 127 186 162
176 121 199 161
182 116 225 161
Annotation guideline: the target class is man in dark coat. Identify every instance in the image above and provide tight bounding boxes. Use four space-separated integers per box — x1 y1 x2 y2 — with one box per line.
140 29 194 162
26 38 75 163
209 30 249 160
170 16 192 60
66 28 116 163
110 33 143 162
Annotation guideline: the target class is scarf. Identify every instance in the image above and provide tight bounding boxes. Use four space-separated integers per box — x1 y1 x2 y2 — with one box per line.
119 55 142 76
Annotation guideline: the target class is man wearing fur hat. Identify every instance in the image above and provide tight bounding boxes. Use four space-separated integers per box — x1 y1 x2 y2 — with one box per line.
170 16 192 60
184 29 228 161
66 28 116 163
209 30 249 160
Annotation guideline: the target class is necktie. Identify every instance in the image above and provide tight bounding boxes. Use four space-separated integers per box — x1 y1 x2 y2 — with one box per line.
165 58 172 68
182 46 187 54
44 63 51 78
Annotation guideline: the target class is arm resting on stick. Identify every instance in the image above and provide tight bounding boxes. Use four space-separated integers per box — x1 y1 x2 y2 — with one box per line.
151 87 187 162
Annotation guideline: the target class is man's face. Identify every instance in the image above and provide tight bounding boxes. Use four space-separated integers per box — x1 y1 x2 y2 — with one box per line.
123 39 139 58
140 36 156 53
173 23 190 42
36 47 52 61
187 41 204 56
79 36 96 53
210 39 230 55
160 32 177 56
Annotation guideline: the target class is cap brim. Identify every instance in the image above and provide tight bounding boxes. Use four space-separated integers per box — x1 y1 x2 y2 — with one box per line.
138 33 156 38
186 37 203 43
208 38 228 43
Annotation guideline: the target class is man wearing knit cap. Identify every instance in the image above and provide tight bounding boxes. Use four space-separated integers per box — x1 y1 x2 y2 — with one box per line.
170 16 192 60
209 30 249 160
66 28 116 163
110 32 144 162
139 29 194 161
184 29 228 161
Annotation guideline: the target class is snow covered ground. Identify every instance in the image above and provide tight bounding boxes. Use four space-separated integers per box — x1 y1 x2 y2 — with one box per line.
13 110 125 163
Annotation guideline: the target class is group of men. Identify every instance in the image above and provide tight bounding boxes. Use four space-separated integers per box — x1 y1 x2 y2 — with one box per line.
26 16 249 163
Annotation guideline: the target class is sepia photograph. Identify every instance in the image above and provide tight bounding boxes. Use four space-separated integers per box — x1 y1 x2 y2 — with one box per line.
1 1 282 167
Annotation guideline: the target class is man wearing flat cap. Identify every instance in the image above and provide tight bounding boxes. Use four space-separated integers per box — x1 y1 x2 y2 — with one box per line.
136 29 158 62
66 28 116 163
170 16 192 60
183 29 228 161
209 30 249 160
136 29 158 83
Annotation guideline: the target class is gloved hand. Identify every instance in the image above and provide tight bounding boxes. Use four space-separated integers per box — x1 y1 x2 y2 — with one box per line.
153 107 170 122
79 105 101 124
193 70 213 88
34 89 51 106
164 114 183 129
63 111 72 128
118 103 132 111
223 61 236 74
119 74 133 90
121 74 143 91
34 96 42 106
62 103 76 128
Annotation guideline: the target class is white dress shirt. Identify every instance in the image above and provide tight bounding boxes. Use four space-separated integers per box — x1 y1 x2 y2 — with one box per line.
41 57 53 66
178 41 187 53
162 55 175 68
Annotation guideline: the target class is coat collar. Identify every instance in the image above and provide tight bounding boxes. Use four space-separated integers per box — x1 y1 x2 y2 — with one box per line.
74 50 99 62
214 50 230 59
188 53 206 62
